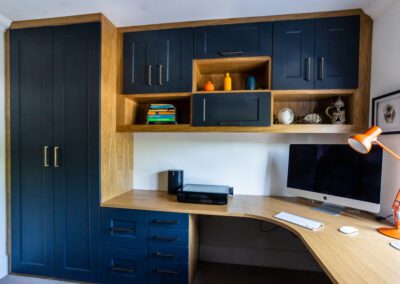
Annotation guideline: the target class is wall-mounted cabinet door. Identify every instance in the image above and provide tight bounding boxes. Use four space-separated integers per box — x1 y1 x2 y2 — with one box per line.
315 16 360 89
10 27 55 277
123 31 158 93
194 23 272 59
192 93 271 126
157 29 193 93
53 23 101 282
272 19 315 89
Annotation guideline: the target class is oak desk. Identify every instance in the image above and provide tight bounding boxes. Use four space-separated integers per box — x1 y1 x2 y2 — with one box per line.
101 190 400 284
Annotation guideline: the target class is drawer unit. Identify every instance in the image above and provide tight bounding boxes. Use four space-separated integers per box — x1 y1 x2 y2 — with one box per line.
149 211 189 230
149 261 188 281
149 245 188 263
102 247 148 284
149 228 189 247
101 208 148 249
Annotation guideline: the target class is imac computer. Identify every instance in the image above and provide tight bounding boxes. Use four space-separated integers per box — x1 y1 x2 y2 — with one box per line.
287 144 383 214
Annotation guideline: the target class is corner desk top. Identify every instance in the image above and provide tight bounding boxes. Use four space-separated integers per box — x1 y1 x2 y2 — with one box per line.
102 190 400 284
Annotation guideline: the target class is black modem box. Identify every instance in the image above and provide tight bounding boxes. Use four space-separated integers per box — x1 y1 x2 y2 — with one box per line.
177 184 233 205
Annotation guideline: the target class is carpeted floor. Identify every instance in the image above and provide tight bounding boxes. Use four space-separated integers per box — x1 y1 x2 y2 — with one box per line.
0 276 73 284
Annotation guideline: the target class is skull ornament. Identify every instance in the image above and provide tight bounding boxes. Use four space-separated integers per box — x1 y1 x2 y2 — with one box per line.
325 97 346 124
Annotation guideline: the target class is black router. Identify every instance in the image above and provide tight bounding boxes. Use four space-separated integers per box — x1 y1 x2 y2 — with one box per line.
177 184 233 205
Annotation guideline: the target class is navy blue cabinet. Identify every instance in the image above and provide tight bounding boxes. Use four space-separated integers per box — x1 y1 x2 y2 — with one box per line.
272 19 315 89
194 23 272 58
10 23 101 282
192 93 271 126
123 28 193 94
273 16 359 90
315 16 360 89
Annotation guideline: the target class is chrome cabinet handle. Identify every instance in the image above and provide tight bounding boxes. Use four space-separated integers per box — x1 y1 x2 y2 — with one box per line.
305 58 311 81
202 98 206 122
111 266 135 273
318 57 325 80
111 227 134 233
152 235 178 242
43 146 50 167
147 65 152 86
153 267 178 275
158 65 163 86
152 219 178 225
54 146 60 168
153 251 177 258
218 51 244 56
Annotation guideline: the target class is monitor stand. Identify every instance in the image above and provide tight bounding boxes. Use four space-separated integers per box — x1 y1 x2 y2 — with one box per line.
311 203 344 216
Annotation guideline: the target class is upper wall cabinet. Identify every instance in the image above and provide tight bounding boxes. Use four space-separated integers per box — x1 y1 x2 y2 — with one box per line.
123 28 193 94
194 23 272 59
273 16 360 90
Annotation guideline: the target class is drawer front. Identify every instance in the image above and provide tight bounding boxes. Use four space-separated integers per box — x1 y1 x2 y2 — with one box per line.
102 247 148 284
192 93 271 126
150 276 188 284
149 211 189 230
101 208 148 249
149 245 188 263
194 23 272 59
149 228 189 247
149 261 188 281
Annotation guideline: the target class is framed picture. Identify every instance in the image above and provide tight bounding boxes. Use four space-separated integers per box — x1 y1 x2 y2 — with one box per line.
372 90 400 135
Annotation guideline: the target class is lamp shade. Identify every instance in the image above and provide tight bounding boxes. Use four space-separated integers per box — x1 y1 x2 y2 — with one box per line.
348 126 382 154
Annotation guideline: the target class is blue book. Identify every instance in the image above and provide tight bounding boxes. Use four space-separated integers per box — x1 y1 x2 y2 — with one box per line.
147 114 176 119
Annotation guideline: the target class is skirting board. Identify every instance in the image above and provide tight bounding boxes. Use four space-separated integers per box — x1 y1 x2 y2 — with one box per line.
0 254 8 278
199 245 322 272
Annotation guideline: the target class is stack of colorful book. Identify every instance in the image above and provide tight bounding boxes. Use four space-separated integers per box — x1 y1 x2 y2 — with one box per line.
147 104 177 124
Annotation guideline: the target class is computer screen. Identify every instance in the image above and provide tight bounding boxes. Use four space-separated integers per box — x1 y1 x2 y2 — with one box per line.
287 144 383 205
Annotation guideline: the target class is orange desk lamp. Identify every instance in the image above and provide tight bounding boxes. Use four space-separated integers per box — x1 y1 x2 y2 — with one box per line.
348 126 400 239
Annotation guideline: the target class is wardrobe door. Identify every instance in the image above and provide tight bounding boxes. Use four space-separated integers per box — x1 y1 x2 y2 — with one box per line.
53 23 101 282
10 27 55 277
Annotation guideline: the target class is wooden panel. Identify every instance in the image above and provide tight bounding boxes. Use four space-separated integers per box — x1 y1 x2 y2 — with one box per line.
189 215 198 284
102 190 400 284
10 13 103 29
118 9 365 33
100 17 134 202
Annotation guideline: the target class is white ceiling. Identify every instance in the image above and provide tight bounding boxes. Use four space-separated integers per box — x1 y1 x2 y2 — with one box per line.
0 0 394 28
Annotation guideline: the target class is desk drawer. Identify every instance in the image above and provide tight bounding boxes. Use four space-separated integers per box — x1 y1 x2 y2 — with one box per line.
149 245 188 263
149 261 188 281
149 211 189 230
102 247 148 284
101 208 148 249
149 228 188 247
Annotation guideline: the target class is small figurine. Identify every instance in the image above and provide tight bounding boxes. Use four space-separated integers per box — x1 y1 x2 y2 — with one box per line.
278 108 294 125
326 97 346 124
203 81 215 92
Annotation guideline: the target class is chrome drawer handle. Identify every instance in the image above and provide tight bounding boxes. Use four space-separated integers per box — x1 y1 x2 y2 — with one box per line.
43 146 50 167
111 266 135 273
148 64 153 86
154 251 177 258
218 51 244 56
53 146 60 168
153 267 178 275
152 235 178 242
111 227 134 233
152 219 178 225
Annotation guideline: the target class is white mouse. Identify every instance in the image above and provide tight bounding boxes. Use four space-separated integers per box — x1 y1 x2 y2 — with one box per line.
339 226 359 234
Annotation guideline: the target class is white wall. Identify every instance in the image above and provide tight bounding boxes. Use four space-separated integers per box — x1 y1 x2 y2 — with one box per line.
0 26 7 278
370 0 400 217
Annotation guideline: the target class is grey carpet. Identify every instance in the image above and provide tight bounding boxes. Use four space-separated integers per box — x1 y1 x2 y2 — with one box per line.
0 275 74 284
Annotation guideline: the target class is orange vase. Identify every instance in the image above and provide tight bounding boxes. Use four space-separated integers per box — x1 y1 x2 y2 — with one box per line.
203 81 215 91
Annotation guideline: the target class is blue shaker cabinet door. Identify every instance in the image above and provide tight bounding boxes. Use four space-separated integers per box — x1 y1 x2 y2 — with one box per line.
53 23 101 282
194 23 272 58
10 27 55 277
272 19 315 90
315 16 360 89
157 28 193 93
123 31 158 93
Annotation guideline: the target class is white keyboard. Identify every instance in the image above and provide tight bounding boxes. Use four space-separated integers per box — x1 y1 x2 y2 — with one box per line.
274 212 324 231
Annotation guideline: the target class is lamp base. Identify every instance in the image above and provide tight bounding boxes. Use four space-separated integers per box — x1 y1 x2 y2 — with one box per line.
377 227 400 239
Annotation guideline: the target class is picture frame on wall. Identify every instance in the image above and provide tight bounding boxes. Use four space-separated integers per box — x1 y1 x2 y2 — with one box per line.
372 90 400 135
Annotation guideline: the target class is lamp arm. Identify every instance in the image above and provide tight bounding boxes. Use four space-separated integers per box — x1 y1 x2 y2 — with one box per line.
374 140 400 161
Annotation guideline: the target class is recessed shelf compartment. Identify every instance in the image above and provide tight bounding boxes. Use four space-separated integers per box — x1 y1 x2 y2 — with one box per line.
272 90 355 125
193 56 271 92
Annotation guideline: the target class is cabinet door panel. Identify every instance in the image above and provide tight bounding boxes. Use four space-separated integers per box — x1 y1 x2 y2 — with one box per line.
192 93 271 126
194 23 272 58
123 31 158 93
273 20 315 89
53 23 100 282
10 27 54 277
315 16 359 89
157 29 193 92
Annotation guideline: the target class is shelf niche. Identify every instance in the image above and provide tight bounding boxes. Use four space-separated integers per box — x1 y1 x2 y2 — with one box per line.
193 56 271 93
272 90 355 125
